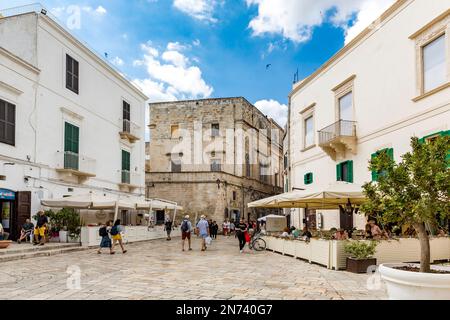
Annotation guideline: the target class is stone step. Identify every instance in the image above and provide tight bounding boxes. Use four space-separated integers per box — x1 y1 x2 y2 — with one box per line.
0 243 80 256
0 246 89 263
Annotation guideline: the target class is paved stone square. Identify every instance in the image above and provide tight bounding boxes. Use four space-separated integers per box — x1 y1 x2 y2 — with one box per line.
0 236 387 300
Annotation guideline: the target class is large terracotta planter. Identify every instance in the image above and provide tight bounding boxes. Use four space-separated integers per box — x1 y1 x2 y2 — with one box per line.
0 240 12 249
379 263 450 300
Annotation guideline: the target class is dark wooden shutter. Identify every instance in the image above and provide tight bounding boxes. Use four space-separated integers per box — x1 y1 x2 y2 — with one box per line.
122 150 130 171
0 99 16 146
13 191 31 240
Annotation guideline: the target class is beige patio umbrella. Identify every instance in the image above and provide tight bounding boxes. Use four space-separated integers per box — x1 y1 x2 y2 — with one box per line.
248 182 367 209
135 199 183 228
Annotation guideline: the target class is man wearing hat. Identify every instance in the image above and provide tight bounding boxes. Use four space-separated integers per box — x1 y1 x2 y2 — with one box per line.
180 215 193 251
196 215 210 251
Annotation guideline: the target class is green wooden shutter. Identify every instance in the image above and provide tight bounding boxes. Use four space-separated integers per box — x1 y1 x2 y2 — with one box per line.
336 163 342 181
122 150 130 171
387 148 394 160
347 160 354 183
371 153 378 181
304 173 313 185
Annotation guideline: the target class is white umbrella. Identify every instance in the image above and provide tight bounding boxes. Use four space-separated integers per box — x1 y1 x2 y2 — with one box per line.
257 214 286 222
136 199 183 211
41 193 136 209
248 182 366 209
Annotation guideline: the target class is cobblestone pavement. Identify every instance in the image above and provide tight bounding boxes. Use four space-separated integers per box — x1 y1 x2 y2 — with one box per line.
0 236 387 300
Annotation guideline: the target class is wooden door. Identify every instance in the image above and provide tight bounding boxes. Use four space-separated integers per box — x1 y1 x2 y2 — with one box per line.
305 209 317 230
339 207 354 231
13 191 31 240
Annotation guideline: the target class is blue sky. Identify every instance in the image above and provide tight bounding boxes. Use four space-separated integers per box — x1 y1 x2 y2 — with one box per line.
0 0 395 126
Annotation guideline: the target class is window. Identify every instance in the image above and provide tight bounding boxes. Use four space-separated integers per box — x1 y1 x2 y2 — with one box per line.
123 101 130 132
259 163 269 183
64 122 79 170
121 150 131 184
419 131 450 166
304 172 313 185
371 148 394 181
66 54 79 94
284 178 289 192
211 123 220 137
171 159 181 172
338 92 353 121
245 153 250 177
423 35 446 93
0 99 15 146
232 191 237 201
171 125 180 139
336 160 353 183
284 153 288 170
304 115 314 148
275 173 279 187
211 159 221 172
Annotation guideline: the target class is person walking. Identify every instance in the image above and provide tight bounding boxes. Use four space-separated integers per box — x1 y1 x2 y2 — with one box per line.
196 215 209 251
222 220 229 236
211 221 218 239
111 219 127 254
180 215 193 251
33 211 48 246
235 218 248 253
165 217 173 241
97 220 114 254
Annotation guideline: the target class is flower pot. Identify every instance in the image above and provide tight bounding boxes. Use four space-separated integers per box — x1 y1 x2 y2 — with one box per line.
346 257 377 273
0 240 12 249
68 235 80 243
379 263 450 300
59 231 68 243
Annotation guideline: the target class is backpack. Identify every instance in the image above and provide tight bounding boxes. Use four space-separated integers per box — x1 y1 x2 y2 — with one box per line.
110 225 119 236
181 220 190 232
99 226 108 237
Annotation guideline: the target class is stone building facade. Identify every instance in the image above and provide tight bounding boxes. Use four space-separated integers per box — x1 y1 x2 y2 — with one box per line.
146 97 284 225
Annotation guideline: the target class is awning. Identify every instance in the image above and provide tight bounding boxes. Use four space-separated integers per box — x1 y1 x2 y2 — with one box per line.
41 193 136 209
248 182 366 209
135 199 183 211
257 214 287 222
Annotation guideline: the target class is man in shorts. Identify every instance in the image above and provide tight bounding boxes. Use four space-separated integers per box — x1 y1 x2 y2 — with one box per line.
180 215 193 252
196 215 210 251
34 211 48 246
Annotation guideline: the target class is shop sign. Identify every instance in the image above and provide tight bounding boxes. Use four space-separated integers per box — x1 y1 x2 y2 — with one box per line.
0 189 15 200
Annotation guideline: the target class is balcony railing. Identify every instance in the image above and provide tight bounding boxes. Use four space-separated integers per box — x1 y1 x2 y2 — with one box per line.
119 119 141 143
318 120 357 160
56 151 96 178
318 120 356 145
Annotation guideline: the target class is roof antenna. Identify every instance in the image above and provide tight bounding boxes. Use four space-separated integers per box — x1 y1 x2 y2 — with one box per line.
293 67 299 84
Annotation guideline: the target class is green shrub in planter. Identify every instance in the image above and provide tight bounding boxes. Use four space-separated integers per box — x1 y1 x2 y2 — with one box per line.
344 240 378 273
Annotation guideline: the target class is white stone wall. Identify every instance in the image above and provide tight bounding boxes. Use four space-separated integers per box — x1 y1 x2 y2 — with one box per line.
0 12 148 221
289 0 450 230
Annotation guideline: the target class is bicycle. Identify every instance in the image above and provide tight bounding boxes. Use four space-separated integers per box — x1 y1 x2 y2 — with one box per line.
248 230 266 251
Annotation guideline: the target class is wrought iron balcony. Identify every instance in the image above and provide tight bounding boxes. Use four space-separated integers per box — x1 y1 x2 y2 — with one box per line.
318 120 357 160
55 151 96 180
119 119 141 143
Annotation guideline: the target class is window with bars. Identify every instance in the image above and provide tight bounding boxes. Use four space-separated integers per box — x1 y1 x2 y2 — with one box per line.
66 54 79 94
211 123 220 137
0 99 15 146
211 159 221 172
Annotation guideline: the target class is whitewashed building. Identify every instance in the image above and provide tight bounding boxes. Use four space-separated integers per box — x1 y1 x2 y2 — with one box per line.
0 7 148 240
287 0 450 230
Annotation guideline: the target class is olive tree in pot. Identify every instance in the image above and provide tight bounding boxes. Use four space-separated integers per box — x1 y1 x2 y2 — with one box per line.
344 240 378 273
361 136 450 299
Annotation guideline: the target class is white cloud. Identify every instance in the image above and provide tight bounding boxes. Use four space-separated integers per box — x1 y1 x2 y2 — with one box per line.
246 0 395 43
254 99 288 127
173 0 218 22
110 56 124 67
132 41 213 102
81 5 107 16
95 6 107 15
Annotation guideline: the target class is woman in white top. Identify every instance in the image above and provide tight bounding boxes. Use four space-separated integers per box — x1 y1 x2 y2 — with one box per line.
223 220 230 236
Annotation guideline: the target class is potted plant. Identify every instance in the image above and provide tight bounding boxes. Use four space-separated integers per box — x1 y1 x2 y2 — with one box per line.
362 136 450 299
344 240 378 273
61 208 82 243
